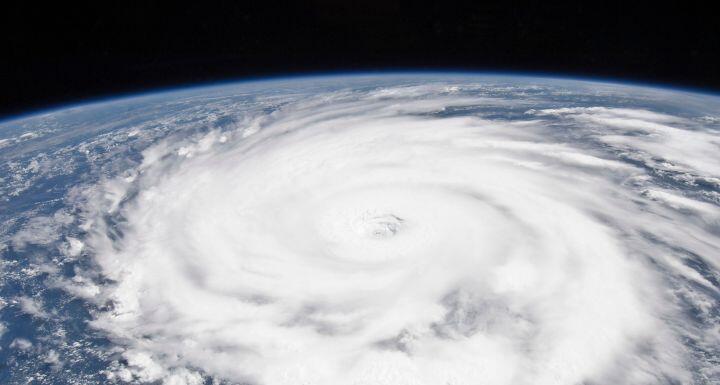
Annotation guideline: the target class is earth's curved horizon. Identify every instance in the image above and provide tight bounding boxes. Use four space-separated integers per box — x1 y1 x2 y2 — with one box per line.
5 72 720 125
1 73 719 384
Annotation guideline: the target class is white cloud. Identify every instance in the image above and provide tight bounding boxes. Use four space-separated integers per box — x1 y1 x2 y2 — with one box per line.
10 210 74 249
16 296 49 319
10 338 33 350
531 106 720 177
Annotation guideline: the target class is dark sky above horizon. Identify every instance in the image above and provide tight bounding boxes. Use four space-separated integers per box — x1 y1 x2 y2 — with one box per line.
2 2 719 118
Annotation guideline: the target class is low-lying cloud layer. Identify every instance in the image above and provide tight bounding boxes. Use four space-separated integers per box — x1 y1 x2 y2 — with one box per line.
64 80 720 384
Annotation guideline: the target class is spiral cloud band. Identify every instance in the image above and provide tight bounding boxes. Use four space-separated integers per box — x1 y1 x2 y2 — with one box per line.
78 78 720 384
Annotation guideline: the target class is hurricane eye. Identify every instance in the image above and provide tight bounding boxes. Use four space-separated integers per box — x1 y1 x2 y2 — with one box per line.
359 214 404 238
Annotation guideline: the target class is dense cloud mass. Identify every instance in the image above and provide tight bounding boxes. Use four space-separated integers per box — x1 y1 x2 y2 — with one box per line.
1 75 720 385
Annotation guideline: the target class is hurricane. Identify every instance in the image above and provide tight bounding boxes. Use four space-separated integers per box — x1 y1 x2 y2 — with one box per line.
1 74 719 385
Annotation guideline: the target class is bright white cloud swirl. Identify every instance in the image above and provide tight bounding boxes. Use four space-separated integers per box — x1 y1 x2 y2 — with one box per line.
81 81 720 385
